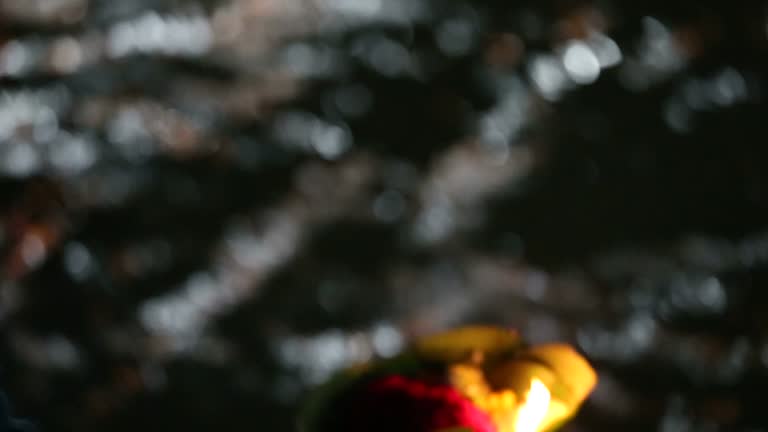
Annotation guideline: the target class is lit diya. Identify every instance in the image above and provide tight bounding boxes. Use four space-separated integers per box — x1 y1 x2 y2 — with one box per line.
300 326 597 432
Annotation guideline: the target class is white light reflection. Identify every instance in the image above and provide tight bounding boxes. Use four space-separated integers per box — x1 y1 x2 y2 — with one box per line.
664 273 727 316
587 32 623 69
480 75 528 149
139 207 306 350
414 201 456 243
281 43 340 78
326 0 382 18
49 133 97 174
311 122 352 160
371 323 404 357
107 107 154 159
2 143 41 177
319 0 425 28
529 33 619 96
108 12 212 58
50 36 84 73
620 17 684 90
711 67 748 106
641 17 684 71
528 54 569 100
697 277 727 311
0 0 86 24
0 40 31 77
275 324 403 384
274 110 352 159
0 89 69 142
64 242 94 281
678 67 748 116
353 35 413 77
577 313 657 361
370 37 412 77
562 41 601 84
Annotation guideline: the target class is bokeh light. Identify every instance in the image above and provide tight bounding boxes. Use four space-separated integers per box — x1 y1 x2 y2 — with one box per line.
1 1 768 432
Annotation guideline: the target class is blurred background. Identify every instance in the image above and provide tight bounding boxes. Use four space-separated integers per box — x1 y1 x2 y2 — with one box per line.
1 0 767 431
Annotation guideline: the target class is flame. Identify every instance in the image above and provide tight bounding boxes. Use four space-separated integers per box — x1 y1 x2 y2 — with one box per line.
513 378 551 432
449 365 553 432
449 364 573 432
444 340 597 432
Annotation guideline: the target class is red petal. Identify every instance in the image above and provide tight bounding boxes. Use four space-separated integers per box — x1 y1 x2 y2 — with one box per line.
338 375 497 432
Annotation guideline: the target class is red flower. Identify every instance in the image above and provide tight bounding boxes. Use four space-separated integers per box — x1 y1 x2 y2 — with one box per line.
337 374 497 432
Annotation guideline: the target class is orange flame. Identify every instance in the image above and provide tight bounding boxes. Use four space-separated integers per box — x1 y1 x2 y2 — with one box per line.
446 342 597 432
513 378 551 432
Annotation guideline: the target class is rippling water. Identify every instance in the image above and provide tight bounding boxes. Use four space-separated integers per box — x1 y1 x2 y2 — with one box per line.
1 1 767 431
